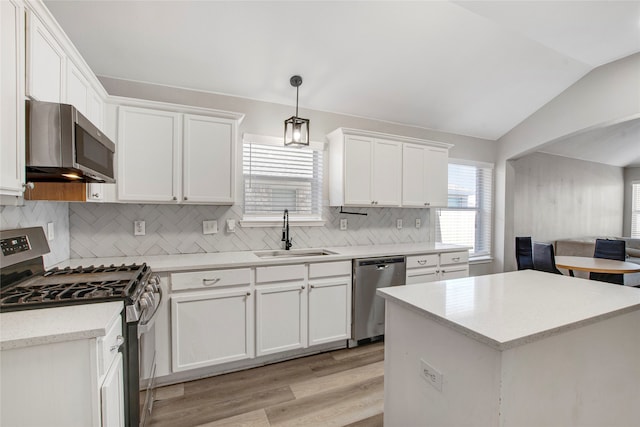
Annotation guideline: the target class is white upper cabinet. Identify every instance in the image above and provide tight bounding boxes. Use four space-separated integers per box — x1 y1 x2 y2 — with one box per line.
182 114 235 204
66 60 104 128
328 128 451 208
116 102 242 204
330 131 402 207
0 0 26 198
402 143 449 207
25 9 65 102
118 106 182 202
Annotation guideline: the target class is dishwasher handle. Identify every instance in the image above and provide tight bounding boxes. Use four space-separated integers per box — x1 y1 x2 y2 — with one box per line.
376 264 390 270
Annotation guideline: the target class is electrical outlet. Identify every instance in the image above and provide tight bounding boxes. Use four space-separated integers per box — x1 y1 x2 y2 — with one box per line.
415 218 421 228
47 222 55 241
203 220 218 235
134 220 145 236
340 218 348 231
397 219 403 229
226 219 236 233
420 358 443 391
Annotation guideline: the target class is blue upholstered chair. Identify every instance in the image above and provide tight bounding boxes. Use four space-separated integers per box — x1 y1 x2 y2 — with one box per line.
533 242 562 275
515 236 534 270
590 239 625 285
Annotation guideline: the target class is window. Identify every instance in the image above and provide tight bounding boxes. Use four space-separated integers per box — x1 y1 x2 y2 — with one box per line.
243 134 323 221
632 182 640 238
435 160 493 258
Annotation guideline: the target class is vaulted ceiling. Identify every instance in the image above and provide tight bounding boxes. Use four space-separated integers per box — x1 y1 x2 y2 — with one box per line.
45 1 640 161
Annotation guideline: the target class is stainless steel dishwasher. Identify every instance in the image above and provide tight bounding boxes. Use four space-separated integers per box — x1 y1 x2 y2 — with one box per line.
350 256 406 347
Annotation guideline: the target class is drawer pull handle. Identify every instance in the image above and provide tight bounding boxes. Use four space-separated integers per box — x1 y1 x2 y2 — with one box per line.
202 278 221 286
110 336 125 352
246 292 251 296
301 286 305 290
310 285 315 289
417 260 427 265
452 257 460 262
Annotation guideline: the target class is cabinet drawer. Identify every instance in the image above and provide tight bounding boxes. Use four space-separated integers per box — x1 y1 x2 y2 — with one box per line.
406 268 439 285
99 315 123 378
256 264 305 284
440 265 469 280
440 251 469 266
171 268 251 291
309 261 352 278
407 254 438 269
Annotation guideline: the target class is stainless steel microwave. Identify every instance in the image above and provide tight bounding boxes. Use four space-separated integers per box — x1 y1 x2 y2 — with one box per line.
26 100 116 183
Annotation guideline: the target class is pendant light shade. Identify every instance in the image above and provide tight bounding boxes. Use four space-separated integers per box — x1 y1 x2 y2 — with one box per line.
284 75 310 146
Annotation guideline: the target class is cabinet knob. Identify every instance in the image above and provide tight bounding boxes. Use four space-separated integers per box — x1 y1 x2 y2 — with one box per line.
301 285 305 290
172 196 177 201
310 285 315 289
184 197 188 201
92 193 100 198
246 292 251 296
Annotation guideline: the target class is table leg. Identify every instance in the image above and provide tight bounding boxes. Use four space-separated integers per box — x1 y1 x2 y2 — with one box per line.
568 269 575 277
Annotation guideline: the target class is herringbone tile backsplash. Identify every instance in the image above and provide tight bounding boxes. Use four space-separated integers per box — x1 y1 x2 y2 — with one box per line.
69 203 431 258
0 201 70 267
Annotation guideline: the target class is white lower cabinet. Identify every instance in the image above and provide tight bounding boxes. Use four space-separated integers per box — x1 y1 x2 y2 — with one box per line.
255 265 307 356
406 251 469 284
0 307 124 427
171 287 254 372
308 261 352 346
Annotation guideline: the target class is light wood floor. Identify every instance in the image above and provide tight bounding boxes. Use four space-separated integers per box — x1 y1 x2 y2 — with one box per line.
149 342 384 427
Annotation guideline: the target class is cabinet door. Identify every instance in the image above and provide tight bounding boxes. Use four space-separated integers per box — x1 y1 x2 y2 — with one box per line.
171 289 254 372
372 139 401 206
86 87 104 129
101 352 125 427
66 60 88 116
118 106 182 202
344 136 372 206
402 144 427 207
26 11 65 102
182 114 235 204
0 0 25 196
424 146 448 207
256 283 307 356
308 277 351 346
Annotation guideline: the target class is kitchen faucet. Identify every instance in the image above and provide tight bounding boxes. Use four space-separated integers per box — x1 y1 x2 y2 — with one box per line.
282 209 292 250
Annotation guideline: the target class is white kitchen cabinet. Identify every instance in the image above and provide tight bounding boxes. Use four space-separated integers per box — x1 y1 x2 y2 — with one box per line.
330 132 401 207
406 250 469 284
101 352 125 427
328 128 451 208
66 60 104 128
117 104 240 204
0 303 124 427
255 264 306 356
182 114 235 203
0 0 26 198
118 106 182 202
308 261 352 346
26 9 65 102
402 143 449 207
171 288 254 371
170 268 254 372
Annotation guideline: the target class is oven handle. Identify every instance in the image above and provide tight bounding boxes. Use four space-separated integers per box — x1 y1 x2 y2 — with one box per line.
139 280 163 329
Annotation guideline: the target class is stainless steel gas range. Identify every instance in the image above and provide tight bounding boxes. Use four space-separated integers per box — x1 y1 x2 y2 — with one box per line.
0 226 161 427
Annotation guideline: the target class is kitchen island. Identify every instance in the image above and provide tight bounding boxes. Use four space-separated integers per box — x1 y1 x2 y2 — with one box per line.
377 270 640 426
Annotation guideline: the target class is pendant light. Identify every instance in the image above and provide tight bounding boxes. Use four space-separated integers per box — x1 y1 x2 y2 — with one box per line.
284 75 310 146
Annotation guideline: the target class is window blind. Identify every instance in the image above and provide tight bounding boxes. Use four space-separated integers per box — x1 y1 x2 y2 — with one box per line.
435 161 493 257
243 140 323 218
632 182 640 238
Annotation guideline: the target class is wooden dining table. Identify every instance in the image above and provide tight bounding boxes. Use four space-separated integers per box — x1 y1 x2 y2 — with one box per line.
555 255 640 277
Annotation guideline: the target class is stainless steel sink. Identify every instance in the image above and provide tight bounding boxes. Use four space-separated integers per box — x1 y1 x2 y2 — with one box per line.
254 249 337 258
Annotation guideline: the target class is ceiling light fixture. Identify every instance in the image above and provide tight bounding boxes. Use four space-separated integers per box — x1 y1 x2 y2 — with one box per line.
284 75 310 146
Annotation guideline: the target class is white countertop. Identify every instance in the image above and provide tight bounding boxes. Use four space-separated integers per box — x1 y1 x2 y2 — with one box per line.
54 242 469 272
0 302 123 350
377 270 640 350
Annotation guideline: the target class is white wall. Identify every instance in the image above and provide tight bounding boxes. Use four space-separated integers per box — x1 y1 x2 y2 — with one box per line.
624 167 640 237
512 153 623 258
495 53 640 272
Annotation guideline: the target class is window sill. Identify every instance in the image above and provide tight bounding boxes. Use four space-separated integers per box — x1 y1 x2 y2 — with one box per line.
469 255 493 265
240 218 326 228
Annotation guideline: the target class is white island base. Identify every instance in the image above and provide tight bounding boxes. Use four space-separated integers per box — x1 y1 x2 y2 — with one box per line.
379 270 640 426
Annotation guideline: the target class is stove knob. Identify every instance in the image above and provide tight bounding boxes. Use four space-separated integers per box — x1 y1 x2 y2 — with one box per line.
139 297 149 311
